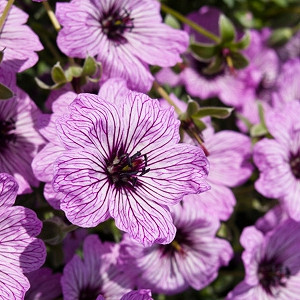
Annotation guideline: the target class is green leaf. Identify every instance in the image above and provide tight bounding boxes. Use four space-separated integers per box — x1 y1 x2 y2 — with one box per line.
191 117 207 131
219 14 236 43
65 66 82 81
190 42 218 60
51 62 67 84
192 106 234 119
230 52 249 69
35 77 64 90
82 56 97 77
222 0 235 8
268 28 293 47
0 83 13 100
236 112 252 130
164 14 180 29
250 123 268 137
203 55 224 75
234 31 251 50
186 99 200 117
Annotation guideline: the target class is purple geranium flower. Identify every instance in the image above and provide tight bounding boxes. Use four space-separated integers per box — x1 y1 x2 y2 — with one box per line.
227 219 300 299
47 79 209 246
0 78 45 194
25 268 62 300
56 0 188 92
0 0 43 72
61 235 133 300
253 101 300 220
119 198 233 295
121 290 153 300
255 204 288 235
272 58 300 108
0 173 46 299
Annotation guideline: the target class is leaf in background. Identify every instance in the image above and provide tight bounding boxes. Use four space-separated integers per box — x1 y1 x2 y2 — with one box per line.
234 31 251 50
51 62 67 84
219 14 236 43
230 52 249 69
190 42 218 60
203 55 224 75
192 106 234 119
0 83 13 100
268 28 293 47
164 13 181 29
82 56 98 77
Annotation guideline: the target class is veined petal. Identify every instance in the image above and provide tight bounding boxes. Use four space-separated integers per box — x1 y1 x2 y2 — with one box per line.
53 148 111 227
0 264 29 300
139 144 209 205
0 173 18 207
110 188 176 246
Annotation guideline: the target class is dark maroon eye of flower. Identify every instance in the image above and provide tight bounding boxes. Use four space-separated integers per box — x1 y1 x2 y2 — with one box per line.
258 259 291 295
106 151 150 189
101 8 134 43
290 152 300 179
0 118 16 151
79 285 100 300
160 228 192 257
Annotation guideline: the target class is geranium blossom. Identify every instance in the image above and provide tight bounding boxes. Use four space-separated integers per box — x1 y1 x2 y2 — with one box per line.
56 0 188 92
254 101 300 220
0 173 46 299
0 77 45 194
0 0 43 72
119 198 232 295
25 268 62 300
52 86 209 245
61 235 133 300
227 219 300 299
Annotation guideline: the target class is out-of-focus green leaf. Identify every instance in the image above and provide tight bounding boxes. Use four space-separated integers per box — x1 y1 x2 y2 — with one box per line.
222 0 235 8
230 52 249 69
234 31 251 50
193 107 234 119
190 43 218 60
219 14 236 43
203 55 224 75
65 65 82 81
82 56 98 77
164 13 181 29
51 62 67 84
250 123 268 137
0 83 13 100
187 99 200 117
35 77 64 90
191 116 207 131
268 28 293 47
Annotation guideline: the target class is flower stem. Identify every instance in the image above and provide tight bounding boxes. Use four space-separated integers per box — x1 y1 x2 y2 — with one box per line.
153 81 182 115
186 128 210 156
160 3 221 44
153 82 209 155
43 1 61 32
63 224 78 233
0 0 14 32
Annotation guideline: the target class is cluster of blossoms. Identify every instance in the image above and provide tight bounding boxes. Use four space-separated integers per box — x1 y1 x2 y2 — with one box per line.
0 0 300 299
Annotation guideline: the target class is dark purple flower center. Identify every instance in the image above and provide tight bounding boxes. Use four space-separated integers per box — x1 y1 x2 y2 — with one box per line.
0 118 16 152
258 259 291 295
106 151 150 189
101 8 134 43
290 152 300 179
79 285 101 300
160 228 192 257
